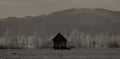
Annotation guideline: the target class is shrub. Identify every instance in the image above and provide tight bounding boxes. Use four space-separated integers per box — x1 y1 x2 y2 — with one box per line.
108 41 120 48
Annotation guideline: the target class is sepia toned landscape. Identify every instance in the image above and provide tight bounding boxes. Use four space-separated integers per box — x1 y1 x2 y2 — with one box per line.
0 0 120 59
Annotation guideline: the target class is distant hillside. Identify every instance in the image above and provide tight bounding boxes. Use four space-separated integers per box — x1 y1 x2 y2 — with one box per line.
0 8 120 36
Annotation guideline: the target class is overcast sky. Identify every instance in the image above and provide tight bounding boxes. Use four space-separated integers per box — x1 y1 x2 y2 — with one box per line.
0 0 120 18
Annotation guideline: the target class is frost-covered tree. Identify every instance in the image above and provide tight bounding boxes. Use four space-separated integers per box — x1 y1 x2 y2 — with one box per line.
69 29 81 48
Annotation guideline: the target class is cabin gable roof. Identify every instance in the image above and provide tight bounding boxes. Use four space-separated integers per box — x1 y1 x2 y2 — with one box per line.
52 33 67 42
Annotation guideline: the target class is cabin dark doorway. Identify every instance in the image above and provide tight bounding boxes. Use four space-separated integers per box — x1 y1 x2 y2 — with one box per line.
52 33 68 49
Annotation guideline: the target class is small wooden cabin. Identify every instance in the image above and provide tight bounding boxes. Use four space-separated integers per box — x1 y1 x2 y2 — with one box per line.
52 33 67 49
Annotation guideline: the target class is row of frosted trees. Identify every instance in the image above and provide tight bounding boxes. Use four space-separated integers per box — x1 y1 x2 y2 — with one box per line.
0 29 120 49
68 29 120 48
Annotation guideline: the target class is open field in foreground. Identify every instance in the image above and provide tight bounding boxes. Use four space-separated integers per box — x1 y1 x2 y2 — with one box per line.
0 49 120 59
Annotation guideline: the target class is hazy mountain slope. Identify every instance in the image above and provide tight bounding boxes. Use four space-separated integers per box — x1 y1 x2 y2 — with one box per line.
0 8 120 36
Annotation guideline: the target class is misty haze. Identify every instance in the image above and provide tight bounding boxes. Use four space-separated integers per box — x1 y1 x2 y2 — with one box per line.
0 0 120 59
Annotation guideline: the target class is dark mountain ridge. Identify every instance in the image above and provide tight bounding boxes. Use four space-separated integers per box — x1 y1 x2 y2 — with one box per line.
0 8 120 36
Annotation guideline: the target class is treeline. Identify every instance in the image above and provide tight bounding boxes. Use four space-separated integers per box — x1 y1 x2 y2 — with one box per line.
0 29 120 49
